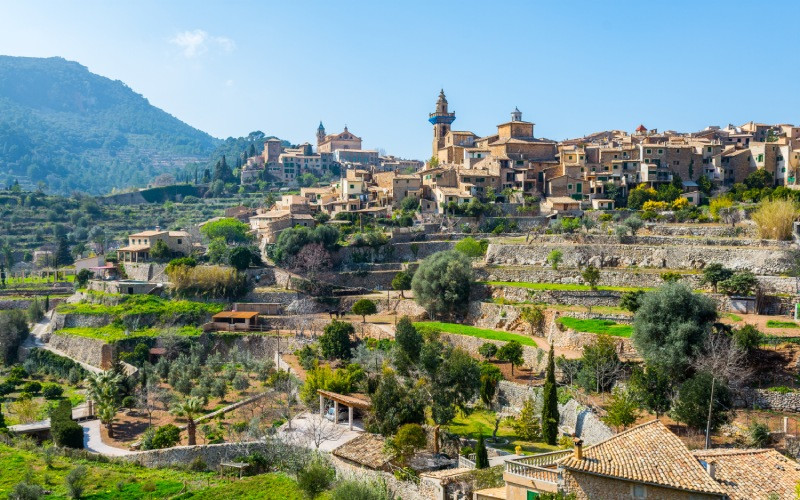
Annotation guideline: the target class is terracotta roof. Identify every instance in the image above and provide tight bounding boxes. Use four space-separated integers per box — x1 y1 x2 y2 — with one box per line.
318 390 371 410
129 230 166 237
471 486 506 499
117 245 150 251
692 448 800 500
636 124 648 132
332 433 392 469
559 420 725 496
212 311 260 320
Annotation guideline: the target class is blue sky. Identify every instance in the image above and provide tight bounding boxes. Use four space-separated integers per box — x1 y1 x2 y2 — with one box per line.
2 0 799 160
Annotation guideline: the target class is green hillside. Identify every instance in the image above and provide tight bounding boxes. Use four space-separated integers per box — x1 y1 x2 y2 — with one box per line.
0 56 218 194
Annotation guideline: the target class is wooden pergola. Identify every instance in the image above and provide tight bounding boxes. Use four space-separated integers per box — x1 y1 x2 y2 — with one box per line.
318 389 371 431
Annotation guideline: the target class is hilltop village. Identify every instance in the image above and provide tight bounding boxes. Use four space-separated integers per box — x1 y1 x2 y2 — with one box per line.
4 91 800 499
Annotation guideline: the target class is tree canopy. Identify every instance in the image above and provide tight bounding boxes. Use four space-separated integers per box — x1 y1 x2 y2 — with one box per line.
200 218 252 244
632 283 717 378
411 250 473 319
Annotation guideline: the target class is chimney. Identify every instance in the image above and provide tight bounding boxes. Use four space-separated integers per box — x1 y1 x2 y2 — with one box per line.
573 437 584 460
155 225 161 231
705 460 716 479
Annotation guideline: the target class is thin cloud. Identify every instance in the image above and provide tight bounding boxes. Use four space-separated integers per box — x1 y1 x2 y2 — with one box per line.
170 29 235 58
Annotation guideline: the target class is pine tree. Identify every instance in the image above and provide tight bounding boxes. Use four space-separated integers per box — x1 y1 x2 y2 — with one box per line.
474 434 489 469
55 235 72 268
541 343 559 445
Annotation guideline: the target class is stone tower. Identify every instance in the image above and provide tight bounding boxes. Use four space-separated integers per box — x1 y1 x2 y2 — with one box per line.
428 89 456 158
316 121 326 147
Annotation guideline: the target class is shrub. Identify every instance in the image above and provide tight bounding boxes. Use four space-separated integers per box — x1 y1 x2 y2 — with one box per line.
319 320 355 360
513 396 541 441
65 465 88 499
659 271 681 283
50 400 83 449
329 479 393 500
297 457 335 498
733 324 763 353
642 200 669 212
200 218 252 243
478 342 498 360
747 421 770 447
22 381 41 394
719 270 758 296
751 199 799 240
619 290 645 313
671 372 730 431
581 265 600 290
454 237 489 258
168 265 250 300
150 424 181 449
546 250 563 270
41 383 64 400
709 196 733 220
387 423 427 465
10 480 45 499
474 434 489 469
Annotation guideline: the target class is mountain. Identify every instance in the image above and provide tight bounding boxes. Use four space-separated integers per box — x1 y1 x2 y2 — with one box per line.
0 56 219 194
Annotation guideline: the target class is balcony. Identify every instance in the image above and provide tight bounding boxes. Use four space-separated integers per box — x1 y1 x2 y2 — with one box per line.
504 450 572 485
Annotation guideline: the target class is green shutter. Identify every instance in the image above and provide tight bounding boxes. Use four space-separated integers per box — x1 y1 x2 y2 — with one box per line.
527 491 540 500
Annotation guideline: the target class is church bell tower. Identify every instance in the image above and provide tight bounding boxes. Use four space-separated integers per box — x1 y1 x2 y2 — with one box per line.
428 89 456 158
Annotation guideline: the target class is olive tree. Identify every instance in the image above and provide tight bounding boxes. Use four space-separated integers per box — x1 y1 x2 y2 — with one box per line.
411 250 473 319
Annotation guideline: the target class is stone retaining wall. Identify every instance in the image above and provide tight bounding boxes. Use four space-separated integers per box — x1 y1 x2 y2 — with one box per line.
51 312 112 330
647 224 758 238
0 297 67 311
528 233 791 249
496 382 613 445
489 285 623 308
478 266 798 295
486 243 795 275
47 333 110 368
439 332 547 373
736 388 800 412
336 240 454 264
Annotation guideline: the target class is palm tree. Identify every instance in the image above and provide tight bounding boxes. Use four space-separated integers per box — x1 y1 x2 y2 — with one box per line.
85 371 123 437
171 397 205 446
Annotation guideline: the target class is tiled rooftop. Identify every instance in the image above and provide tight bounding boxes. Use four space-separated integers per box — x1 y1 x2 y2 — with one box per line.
559 420 725 496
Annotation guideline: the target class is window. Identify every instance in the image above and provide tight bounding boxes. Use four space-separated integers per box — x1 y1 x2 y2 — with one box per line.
632 484 646 498
567 184 573 190
646 149 651 154
658 149 663 154
526 491 539 500
177 239 182 245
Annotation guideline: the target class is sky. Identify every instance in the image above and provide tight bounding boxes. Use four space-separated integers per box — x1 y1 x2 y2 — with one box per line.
2 0 800 160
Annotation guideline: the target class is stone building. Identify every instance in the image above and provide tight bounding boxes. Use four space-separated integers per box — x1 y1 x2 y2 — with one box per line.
117 228 192 263
490 420 800 500
317 123 363 153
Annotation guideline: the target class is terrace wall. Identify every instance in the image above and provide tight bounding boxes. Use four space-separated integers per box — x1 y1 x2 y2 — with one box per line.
486 242 795 275
477 267 798 295
47 333 110 368
496 383 613 446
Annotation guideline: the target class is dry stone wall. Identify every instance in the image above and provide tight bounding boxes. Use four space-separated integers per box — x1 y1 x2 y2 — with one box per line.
47 333 109 368
439 332 547 373
496 382 613 445
486 242 794 275
736 388 800 412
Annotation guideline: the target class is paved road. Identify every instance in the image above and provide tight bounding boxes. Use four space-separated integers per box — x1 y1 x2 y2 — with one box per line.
81 419 137 457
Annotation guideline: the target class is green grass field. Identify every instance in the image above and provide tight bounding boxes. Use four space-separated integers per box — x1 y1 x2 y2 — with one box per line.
445 409 562 454
726 313 743 322
54 325 202 343
414 322 537 347
766 320 800 328
176 473 307 500
56 294 223 322
0 443 220 499
556 317 633 337
482 281 648 293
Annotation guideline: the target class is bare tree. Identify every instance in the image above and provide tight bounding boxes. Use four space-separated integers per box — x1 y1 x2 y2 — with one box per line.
719 207 741 228
136 383 166 427
269 370 300 430
692 332 750 449
287 298 316 336
301 414 345 449
291 243 330 276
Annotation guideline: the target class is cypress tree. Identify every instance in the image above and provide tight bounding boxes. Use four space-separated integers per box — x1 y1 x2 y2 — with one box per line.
542 343 559 445
474 434 489 469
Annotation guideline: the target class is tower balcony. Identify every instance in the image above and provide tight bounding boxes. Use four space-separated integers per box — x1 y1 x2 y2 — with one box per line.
429 111 456 125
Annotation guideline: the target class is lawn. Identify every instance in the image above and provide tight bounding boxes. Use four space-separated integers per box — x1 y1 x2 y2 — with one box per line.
766 320 800 328
414 322 537 347
56 294 223 323
557 317 633 338
482 281 648 293
54 325 202 343
0 443 219 499
176 473 307 500
726 313 743 322
445 409 562 454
